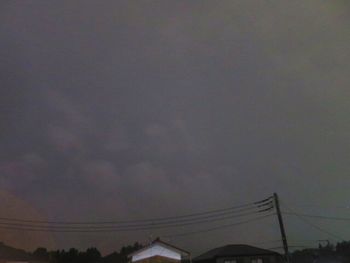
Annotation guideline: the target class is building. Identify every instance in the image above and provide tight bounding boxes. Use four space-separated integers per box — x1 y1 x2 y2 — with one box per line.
129 238 190 263
194 245 283 263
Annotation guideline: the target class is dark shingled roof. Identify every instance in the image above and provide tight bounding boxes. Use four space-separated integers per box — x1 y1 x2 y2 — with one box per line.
194 245 280 261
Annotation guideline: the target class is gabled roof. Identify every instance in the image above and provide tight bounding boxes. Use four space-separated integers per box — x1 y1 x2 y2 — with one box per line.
194 245 281 261
129 238 190 257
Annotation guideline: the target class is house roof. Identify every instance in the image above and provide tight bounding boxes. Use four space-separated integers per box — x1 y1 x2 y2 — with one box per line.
129 238 190 257
194 245 281 261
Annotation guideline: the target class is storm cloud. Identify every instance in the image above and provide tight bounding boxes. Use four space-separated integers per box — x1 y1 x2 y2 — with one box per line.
0 0 350 255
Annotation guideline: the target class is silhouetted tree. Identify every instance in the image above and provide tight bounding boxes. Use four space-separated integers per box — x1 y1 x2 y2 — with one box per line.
319 242 335 257
336 241 350 263
80 247 101 263
103 242 143 263
33 247 49 261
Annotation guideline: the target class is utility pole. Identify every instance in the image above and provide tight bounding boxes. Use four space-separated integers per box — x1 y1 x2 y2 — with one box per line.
273 192 290 263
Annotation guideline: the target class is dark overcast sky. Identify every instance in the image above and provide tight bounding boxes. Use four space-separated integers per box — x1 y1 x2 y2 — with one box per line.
1 0 350 256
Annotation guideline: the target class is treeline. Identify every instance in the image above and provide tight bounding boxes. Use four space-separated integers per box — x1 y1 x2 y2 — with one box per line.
291 241 350 263
5 240 350 263
31 242 143 263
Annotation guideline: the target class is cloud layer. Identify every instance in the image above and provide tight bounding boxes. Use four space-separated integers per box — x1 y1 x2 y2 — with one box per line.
0 0 350 255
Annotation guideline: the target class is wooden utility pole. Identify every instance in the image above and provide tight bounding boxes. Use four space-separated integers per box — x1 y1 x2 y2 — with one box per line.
273 192 290 263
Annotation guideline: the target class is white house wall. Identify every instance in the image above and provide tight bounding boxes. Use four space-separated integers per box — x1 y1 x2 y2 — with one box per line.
132 244 182 262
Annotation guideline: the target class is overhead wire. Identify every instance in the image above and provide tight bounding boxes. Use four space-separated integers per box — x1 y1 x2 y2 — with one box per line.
283 203 350 210
283 212 350 222
0 196 273 226
0 197 274 233
164 213 275 238
0 209 273 231
281 202 345 242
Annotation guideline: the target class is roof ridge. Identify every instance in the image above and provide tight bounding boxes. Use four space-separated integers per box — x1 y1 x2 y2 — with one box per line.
128 238 190 257
152 238 190 254
194 244 281 261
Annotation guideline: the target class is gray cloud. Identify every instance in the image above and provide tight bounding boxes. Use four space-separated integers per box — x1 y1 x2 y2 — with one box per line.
0 0 350 255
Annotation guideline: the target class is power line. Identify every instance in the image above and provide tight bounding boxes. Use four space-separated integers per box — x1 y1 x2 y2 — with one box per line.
164 213 275 238
0 205 271 229
267 245 312 250
285 213 344 241
284 203 350 210
0 209 273 231
283 212 350 222
0 197 274 233
281 204 344 242
0 196 273 226
261 239 330 249
0 211 274 233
